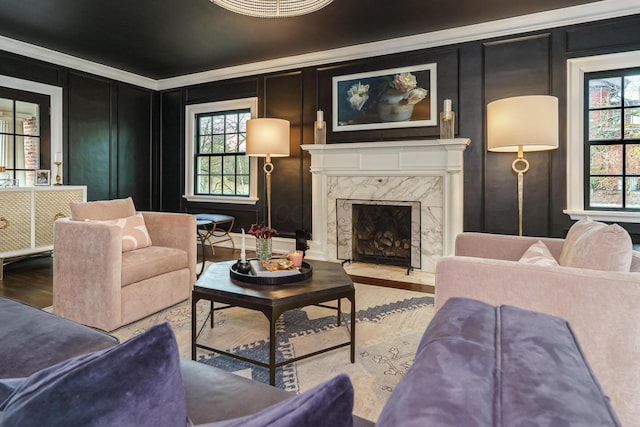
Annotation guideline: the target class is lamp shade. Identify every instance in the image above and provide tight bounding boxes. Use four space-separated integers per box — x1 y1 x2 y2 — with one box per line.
246 118 290 157
487 95 559 152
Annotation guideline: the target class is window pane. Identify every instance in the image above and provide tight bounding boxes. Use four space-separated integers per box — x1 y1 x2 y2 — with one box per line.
589 110 621 140
236 174 249 196
589 77 622 108
199 136 211 153
226 114 238 133
626 177 640 208
590 176 622 208
212 115 225 133
209 176 222 193
237 155 249 174
222 176 235 195
17 101 39 136
624 107 640 139
238 133 246 152
624 75 640 107
199 116 212 135
210 157 222 174
1 134 14 168
212 135 224 153
197 157 209 174
590 144 622 174
238 112 250 132
223 156 236 175
22 135 40 170
626 144 640 175
226 134 238 152
196 175 209 193
0 98 15 133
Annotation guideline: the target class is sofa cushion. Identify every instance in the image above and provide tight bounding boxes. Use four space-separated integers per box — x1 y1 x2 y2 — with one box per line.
518 240 559 266
196 373 354 427
88 213 153 252
0 297 118 379
559 218 632 271
121 245 188 285
376 297 620 426
0 322 188 427
70 196 136 221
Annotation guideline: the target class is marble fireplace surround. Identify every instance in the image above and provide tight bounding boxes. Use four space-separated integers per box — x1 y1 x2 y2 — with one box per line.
301 139 470 272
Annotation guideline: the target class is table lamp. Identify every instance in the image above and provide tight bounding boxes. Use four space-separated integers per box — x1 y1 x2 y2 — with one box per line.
487 95 559 236
246 118 290 228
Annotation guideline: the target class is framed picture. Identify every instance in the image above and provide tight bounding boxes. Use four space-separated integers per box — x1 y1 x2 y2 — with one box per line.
35 169 50 186
332 63 437 132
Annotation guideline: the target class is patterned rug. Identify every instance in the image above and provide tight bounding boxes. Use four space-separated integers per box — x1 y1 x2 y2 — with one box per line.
111 283 435 423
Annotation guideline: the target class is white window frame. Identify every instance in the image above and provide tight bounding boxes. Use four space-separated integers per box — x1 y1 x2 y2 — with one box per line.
183 97 259 204
565 50 640 223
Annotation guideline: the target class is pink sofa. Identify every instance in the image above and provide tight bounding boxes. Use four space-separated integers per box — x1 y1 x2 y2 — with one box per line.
53 198 196 332
435 232 640 426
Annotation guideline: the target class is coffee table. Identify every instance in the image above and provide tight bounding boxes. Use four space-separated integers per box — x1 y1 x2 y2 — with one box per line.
191 259 355 386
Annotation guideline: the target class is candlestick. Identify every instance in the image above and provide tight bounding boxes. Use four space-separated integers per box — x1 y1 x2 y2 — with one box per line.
314 110 326 144
55 152 62 162
54 161 62 186
317 110 323 123
241 228 246 263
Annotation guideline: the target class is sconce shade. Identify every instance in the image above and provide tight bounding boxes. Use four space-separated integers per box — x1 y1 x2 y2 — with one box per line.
487 95 559 152
246 118 290 157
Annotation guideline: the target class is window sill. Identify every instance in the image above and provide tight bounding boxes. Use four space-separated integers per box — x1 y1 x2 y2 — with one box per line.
564 209 640 224
183 195 259 205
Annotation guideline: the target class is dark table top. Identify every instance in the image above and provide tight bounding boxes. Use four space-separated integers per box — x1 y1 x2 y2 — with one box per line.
193 259 354 307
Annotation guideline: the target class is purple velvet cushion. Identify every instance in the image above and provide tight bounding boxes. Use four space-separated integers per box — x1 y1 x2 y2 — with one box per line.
376 298 620 427
0 322 188 427
196 373 354 427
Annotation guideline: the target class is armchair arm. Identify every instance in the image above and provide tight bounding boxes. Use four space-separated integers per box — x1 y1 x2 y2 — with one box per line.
141 212 196 284
455 232 565 261
435 256 640 425
53 219 123 330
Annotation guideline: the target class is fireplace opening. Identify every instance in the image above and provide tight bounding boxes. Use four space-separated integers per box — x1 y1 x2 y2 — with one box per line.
352 204 412 267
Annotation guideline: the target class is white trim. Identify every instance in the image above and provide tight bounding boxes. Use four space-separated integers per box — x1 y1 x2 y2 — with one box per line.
1 1 639 90
184 97 259 204
565 50 640 223
0 74 63 180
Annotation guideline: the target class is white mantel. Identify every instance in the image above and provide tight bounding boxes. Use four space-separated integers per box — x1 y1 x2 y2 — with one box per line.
301 138 470 272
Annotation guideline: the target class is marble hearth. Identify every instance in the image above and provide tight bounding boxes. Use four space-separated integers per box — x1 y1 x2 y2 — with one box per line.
301 139 470 273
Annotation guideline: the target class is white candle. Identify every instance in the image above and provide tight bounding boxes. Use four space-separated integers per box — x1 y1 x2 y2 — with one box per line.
444 99 452 113
241 228 246 263
317 110 323 123
55 152 62 162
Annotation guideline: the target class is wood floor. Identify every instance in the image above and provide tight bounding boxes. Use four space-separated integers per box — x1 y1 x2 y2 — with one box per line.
0 247 426 309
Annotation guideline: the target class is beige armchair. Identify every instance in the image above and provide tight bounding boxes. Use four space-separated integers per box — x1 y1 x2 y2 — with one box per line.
435 232 640 426
53 197 196 332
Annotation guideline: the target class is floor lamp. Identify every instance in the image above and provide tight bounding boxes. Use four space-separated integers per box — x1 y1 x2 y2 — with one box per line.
246 118 290 229
487 95 559 236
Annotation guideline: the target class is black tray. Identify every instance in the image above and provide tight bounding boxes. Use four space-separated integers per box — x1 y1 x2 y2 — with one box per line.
229 259 312 285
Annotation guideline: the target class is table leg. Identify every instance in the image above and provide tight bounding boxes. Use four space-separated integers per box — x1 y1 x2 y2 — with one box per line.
337 299 342 326
191 297 198 360
210 300 214 328
350 291 356 363
268 310 277 386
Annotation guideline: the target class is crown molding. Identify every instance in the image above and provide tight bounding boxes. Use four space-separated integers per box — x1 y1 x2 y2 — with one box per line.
1 0 639 92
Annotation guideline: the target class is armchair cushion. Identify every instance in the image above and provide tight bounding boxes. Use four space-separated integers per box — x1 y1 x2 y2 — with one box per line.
88 213 153 252
0 322 188 427
70 196 136 221
121 246 188 286
519 240 558 267
559 218 632 271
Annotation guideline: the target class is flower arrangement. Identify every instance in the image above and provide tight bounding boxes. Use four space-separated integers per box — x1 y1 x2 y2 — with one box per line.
248 223 278 239
346 71 428 112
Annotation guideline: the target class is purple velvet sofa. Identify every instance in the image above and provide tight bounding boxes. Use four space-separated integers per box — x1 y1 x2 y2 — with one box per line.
0 296 620 426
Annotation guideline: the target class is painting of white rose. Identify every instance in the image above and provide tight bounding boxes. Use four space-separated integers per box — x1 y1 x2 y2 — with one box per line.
332 63 437 132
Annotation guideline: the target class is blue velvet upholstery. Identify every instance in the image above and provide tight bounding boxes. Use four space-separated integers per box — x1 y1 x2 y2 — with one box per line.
376 297 620 427
197 373 354 427
0 322 188 427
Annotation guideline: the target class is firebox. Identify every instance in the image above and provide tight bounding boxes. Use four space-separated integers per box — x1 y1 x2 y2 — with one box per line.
336 198 421 270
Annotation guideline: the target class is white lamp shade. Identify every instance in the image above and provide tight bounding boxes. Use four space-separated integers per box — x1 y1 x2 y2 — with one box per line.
487 95 559 152
246 118 290 157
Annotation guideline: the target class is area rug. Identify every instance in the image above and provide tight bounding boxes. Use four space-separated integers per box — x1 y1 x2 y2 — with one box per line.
111 283 435 423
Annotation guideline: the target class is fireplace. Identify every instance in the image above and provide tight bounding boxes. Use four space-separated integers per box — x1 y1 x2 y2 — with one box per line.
337 199 421 268
301 138 470 272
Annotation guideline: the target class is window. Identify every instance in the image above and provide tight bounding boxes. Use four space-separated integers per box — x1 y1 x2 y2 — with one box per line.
585 70 640 210
0 87 50 187
184 98 258 204
566 51 640 223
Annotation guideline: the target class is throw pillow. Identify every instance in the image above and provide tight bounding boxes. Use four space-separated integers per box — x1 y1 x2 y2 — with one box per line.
518 240 559 267
0 322 188 427
559 217 632 271
87 213 152 252
197 373 354 427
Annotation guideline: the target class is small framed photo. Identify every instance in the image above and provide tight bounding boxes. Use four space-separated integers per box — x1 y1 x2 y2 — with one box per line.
35 169 50 186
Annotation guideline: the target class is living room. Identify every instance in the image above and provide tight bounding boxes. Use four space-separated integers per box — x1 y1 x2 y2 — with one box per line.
1 1 640 426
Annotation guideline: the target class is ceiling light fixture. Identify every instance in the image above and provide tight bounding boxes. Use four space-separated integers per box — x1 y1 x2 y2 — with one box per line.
211 0 333 18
